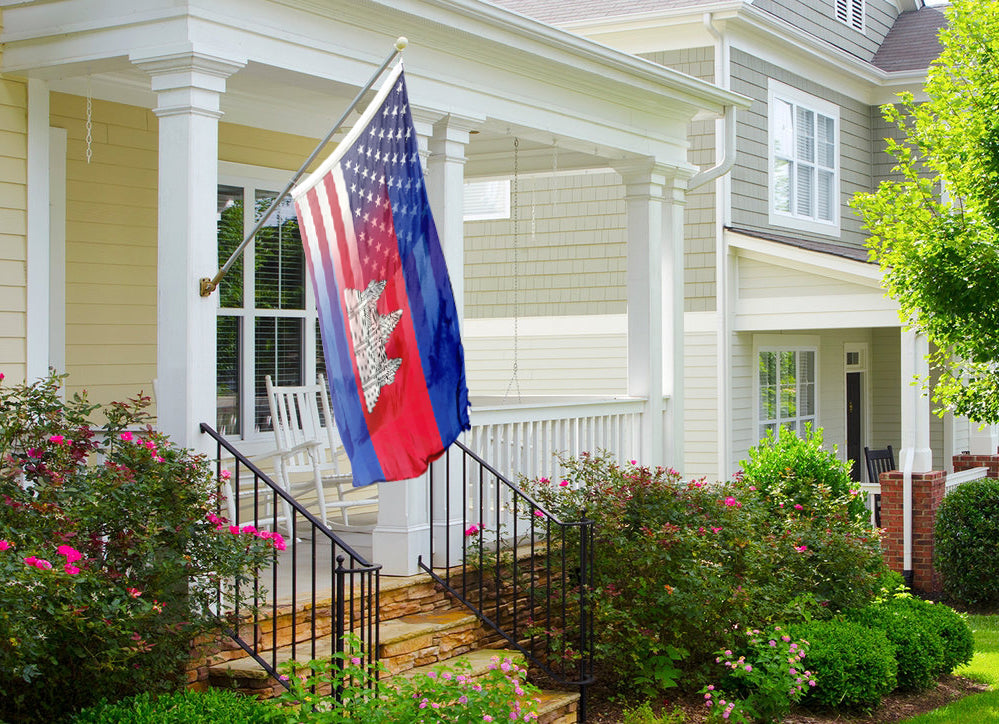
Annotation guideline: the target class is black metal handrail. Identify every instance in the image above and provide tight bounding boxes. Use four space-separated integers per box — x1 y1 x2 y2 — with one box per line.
200 423 381 692
419 440 594 721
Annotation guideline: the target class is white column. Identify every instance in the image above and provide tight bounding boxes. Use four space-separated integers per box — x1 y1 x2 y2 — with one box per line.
132 50 245 451
899 328 932 581
371 475 430 576
617 160 690 469
26 78 51 381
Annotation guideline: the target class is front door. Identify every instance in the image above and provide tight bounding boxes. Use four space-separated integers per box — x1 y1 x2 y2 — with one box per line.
847 371 862 481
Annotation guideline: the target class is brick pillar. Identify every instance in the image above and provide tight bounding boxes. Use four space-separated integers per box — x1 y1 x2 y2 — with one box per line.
953 452 999 478
879 469 947 593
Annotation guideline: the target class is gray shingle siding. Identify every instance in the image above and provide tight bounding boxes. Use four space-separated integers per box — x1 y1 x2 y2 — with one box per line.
730 47 873 252
642 48 718 312
751 0 898 62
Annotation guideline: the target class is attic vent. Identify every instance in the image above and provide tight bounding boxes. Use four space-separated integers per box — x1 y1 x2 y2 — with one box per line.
835 0 865 32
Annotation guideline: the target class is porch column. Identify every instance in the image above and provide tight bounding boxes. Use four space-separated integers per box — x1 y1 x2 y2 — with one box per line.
617 160 689 469
427 113 481 566
899 328 933 584
132 49 245 451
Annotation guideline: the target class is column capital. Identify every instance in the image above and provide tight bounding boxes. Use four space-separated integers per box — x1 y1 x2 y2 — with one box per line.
131 46 246 119
613 157 695 194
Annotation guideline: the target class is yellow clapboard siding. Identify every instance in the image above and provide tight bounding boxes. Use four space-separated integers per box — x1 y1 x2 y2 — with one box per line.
0 181 27 209
0 310 26 337
0 130 27 157
69 181 157 208
0 338 26 366
52 93 153 132
106 123 159 151
0 286 26 311
66 304 155 325
69 222 156 246
0 207 27 236
0 234 25 261
65 283 155 306
0 104 26 134
64 363 156 386
67 199 156 226
65 261 155 284
66 242 154 266
0 155 26 184
65 324 155 346
66 343 155 366
67 141 156 171
0 259 25 286
0 79 27 107
64 162 157 189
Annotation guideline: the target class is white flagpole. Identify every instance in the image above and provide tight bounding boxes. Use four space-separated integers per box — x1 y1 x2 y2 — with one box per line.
200 36 409 297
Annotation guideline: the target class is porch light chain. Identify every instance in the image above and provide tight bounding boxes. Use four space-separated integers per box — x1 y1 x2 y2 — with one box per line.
504 136 522 403
85 77 93 164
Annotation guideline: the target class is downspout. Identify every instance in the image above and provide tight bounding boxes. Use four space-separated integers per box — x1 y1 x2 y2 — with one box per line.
689 12 736 481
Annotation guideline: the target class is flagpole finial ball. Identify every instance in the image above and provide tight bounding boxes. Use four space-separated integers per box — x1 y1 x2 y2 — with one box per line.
395 36 408 51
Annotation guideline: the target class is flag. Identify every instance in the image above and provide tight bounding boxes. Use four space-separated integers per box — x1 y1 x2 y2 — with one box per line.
292 63 470 487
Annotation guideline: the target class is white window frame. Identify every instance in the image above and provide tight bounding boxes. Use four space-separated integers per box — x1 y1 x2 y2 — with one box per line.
767 80 841 236
835 0 866 33
464 178 511 221
754 334 820 442
217 161 320 451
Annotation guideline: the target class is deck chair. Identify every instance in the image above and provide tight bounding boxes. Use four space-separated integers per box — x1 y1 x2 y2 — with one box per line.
265 374 377 529
864 445 895 528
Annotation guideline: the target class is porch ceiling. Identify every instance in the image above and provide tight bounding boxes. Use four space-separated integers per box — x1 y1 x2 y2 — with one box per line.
0 0 748 175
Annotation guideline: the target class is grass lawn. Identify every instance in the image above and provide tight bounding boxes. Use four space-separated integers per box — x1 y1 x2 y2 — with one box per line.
899 614 999 723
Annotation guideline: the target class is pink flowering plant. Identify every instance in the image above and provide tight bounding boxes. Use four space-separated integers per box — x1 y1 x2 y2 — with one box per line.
701 626 815 723
0 373 276 722
274 633 541 722
519 440 885 695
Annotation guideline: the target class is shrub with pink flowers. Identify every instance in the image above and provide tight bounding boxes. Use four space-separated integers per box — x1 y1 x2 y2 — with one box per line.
520 437 885 695
273 633 541 722
0 373 277 722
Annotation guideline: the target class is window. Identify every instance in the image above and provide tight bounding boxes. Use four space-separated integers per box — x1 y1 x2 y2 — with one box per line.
216 167 324 439
464 179 510 221
768 80 840 235
758 348 817 440
835 0 865 32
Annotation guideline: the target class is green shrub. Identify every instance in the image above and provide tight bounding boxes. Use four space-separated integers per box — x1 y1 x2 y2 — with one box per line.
935 478 999 606
848 597 947 691
0 374 277 722
519 441 885 693
70 689 281 723
891 597 974 674
740 424 869 522
788 620 896 710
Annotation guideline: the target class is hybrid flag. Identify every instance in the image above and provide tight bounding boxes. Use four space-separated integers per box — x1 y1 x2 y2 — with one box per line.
292 63 470 487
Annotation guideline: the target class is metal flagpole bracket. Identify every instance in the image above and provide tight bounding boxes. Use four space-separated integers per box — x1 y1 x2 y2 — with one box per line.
199 36 409 298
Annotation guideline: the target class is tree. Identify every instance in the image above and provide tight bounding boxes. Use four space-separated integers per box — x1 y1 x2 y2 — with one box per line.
853 0 999 423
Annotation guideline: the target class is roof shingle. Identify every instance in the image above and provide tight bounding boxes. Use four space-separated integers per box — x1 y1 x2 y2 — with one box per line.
872 6 947 72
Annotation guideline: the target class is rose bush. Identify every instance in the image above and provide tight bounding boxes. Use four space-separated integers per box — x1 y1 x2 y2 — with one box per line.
0 373 277 722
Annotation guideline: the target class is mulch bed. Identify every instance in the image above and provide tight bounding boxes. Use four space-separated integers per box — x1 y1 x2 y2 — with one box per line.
585 675 989 723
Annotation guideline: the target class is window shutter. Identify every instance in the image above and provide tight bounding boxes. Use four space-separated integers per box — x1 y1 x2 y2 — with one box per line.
850 0 864 30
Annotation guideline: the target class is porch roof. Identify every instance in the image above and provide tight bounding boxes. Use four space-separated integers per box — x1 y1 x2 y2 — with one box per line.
0 0 747 176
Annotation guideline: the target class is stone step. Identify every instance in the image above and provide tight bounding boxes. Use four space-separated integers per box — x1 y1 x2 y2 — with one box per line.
207 608 485 695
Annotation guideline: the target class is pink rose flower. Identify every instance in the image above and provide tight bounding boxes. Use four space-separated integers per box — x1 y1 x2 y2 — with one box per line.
49 435 65 445
57 545 83 563
120 431 134 442
64 564 81 575
0 540 11 551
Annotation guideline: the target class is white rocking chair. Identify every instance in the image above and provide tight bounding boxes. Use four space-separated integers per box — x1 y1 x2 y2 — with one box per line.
265 374 377 529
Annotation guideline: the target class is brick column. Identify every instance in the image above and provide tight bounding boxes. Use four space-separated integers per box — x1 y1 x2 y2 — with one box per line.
953 452 999 478
879 469 946 593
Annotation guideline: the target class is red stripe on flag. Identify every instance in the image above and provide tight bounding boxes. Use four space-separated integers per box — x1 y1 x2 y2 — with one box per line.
325 170 445 479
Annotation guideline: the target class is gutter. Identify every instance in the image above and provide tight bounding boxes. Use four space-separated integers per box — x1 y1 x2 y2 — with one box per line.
688 13 739 190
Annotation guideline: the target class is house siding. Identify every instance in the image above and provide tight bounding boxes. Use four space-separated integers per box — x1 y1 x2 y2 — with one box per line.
643 47 718 313
684 327 719 480
463 170 627 320
0 74 26 383
729 47 873 252
463 317 627 396
50 93 158 405
870 326 901 451
752 0 898 61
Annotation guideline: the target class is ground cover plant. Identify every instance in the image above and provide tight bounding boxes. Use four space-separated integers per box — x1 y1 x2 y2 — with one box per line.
521 425 885 696
0 373 278 722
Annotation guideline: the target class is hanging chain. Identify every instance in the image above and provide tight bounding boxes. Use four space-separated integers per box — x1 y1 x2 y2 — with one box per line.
504 137 522 403
85 77 93 164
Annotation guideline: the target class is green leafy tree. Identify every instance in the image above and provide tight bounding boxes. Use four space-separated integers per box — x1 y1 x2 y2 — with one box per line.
853 0 999 422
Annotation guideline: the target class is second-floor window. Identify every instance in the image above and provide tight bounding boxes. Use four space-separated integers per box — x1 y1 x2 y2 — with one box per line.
768 80 840 235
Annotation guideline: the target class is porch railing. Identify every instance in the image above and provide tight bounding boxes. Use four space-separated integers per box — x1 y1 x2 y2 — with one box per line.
200 423 381 689
420 441 594 721
468 396 644 483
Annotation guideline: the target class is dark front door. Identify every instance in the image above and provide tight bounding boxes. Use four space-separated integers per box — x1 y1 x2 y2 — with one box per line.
847 372 862 481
